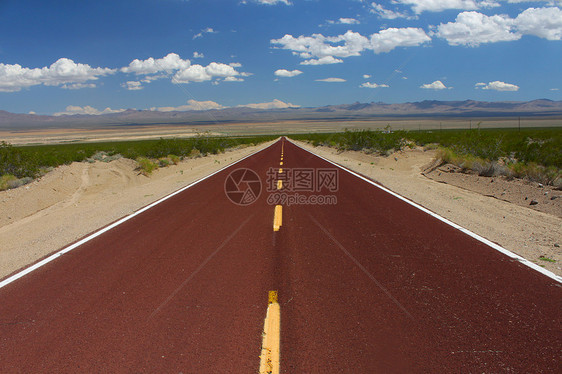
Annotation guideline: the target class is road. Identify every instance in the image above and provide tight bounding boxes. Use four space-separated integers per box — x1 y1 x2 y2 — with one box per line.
1 138 560 373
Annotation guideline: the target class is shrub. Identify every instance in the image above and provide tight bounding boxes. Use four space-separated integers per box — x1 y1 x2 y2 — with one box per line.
136 157 158 176
167 154 181 165
0 175 33 191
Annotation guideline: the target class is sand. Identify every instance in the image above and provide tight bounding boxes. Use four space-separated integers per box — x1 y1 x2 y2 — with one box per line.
1 138 560 281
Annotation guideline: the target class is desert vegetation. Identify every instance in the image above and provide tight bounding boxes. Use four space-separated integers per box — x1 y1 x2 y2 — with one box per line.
292 127 562 187
0 135 275 190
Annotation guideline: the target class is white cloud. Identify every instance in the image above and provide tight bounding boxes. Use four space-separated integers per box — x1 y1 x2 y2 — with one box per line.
0 58 114 92
229 62 243 68
224 76 245 82
397 0 498 14
155 99 225 112
370 3 414 19
363 74 372 79
475 80 519 91
316 78 347 82
193 52 204 58
550 88 560 91
238 99 298 109
121 81 143 90
435 11 519 46
361 82 390 88
272 28 430 63
420 80 448 89
435 8 562 46
121 53 191 75
515 7 562 40
141 74 166 83
300 56 344 65
54 105 125 116
274 69 303 77
62 83 96 90
271 31 370 60
193 27 217 39
172 62 241 83
338 18 360 24
254 0 292 5
370 27 431 53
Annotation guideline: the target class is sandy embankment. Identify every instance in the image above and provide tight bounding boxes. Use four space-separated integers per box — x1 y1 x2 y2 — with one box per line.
1 138 560 280
0 141 275 279
293 140 561 277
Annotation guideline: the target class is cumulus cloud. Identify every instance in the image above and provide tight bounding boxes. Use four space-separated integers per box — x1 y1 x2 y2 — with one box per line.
329 17 360 24
475 80 519 91
515 7 562 40
193 52 204 59
363 74 372 79
435 11 519 46
274 69 303 77
370 27 431 53
0 58 114 92
122 81 143 90
54 105 125 116
300 56 343 65
154 99 225 112
361 82 390 88
272 31 370 60
254 0 292 5
397 0 498 14
121 53 191 75
238 99 298 109
315 78 347 82
370 3 414 19
271 28 430 64
420 80 448 89
435 7 562 46
172 62 241 83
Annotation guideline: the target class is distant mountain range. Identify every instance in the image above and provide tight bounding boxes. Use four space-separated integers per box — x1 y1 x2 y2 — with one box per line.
1 99 562 130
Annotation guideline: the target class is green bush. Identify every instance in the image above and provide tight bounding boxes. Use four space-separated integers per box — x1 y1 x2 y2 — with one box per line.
136 157 159 176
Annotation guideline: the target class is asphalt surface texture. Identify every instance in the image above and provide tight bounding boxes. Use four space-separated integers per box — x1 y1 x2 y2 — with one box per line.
1 138 560 373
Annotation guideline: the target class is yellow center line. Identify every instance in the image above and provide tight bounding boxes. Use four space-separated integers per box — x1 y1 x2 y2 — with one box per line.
279 168 283 173
259 291 281 374
273 205 282 232
277 180 283 190
279 161 283 166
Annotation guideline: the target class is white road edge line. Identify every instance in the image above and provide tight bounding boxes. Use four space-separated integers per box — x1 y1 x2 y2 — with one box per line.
0 140 279 289
289 139 562 284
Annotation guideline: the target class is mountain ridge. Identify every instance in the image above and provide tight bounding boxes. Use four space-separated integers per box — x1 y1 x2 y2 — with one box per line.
1 99 561 130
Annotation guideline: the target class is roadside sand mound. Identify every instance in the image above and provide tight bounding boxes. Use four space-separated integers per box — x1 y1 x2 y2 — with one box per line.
293 141 561 276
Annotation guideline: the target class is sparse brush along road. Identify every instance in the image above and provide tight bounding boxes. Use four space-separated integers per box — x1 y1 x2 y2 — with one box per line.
0 138 560 373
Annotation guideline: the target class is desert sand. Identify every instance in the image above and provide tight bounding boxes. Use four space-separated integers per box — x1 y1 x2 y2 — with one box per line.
1 138 560 281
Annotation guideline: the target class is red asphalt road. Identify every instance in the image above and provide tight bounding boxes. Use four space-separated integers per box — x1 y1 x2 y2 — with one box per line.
1 138 560 373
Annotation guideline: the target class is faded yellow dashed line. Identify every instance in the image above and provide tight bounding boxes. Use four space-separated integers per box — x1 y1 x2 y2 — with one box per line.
259 291 280 374
273 205 282 232
279 168 283 173
277 180 283 190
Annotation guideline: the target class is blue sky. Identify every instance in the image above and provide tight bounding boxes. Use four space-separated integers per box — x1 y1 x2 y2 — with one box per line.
0 0 561 115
